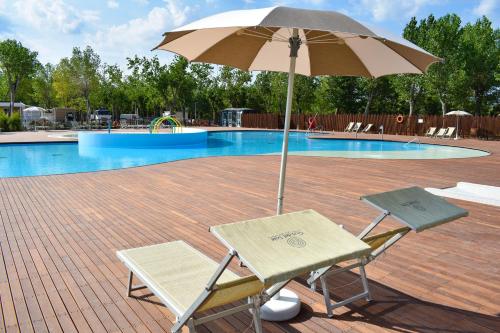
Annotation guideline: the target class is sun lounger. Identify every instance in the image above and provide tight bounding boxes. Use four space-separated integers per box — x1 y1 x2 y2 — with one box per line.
425 127 437 137
118 210 372 332
344 122 354 132
351 122 362 133
362 124 373 133
307 186 468 317
117 241 266 333
434 127 446 138
444 127 456 138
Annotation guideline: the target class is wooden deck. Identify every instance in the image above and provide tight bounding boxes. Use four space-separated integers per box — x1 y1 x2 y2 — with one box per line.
0 132 499 332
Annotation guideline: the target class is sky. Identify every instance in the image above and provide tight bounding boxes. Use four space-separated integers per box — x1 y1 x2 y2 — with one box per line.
0 0 497 70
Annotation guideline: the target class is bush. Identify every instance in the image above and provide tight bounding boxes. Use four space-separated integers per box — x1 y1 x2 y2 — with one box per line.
0 112 7 131
7 112 22 131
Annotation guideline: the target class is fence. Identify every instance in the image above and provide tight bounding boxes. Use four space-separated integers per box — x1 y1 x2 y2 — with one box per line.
241 113 500 139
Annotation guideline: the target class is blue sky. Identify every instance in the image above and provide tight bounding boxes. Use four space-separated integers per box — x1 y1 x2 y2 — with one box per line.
0 0 497 69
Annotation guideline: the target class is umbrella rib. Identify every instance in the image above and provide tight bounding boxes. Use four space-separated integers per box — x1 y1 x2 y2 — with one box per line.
262 26 289 41
239 32 288 43
306 31 336 41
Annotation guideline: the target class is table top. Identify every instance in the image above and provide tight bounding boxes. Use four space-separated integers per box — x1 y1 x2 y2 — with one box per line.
210 209 371 285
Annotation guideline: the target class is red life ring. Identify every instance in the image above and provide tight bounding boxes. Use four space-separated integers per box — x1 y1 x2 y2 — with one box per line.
396 115 404 123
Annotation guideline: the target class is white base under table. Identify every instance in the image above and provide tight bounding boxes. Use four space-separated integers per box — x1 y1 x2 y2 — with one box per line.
260 288 301 321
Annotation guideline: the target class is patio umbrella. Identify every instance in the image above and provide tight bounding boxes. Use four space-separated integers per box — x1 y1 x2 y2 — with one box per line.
154 6 440 321
445 110 472 139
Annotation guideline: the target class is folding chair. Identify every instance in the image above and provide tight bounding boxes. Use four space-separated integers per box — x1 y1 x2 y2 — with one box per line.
444 127 456 139
362 124 373 133
307 186 468 317
424 127 436 137
351 122 362 133
434 127 447 138
344 122 354 132
117 241 266 333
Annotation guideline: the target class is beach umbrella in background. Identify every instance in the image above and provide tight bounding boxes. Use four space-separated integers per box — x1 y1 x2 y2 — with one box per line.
446 110 472 139
154 6 440 321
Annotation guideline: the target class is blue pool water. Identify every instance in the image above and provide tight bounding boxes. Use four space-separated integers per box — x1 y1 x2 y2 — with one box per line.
0 131 488 177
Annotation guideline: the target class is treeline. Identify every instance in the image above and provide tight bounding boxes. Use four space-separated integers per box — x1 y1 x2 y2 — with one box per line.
0 14 498 121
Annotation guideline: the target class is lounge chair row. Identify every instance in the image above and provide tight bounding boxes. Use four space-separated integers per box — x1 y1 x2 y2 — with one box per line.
344 122 373 133
425 126 456 138
117 187 468 332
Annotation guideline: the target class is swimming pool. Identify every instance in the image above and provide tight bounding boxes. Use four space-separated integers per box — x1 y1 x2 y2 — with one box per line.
0 131 488 177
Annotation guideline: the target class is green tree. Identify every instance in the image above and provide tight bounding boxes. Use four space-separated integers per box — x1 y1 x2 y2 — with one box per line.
0 39 38 115
190 63 214 119
460 17 499 115
53 58 79 107
294 75 318 115
98 64 125 117
423 14 466 115
70 46 101 120
32 63 56 109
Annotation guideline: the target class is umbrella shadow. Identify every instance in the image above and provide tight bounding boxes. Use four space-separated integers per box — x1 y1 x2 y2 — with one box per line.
287 272 500 333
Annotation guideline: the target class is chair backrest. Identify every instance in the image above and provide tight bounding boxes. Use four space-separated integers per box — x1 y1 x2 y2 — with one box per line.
197 275 265 312
363 124 373 132
435 128 446 137
426 127 437 135
345 122 354 131
361 186 468 232
445 127 456 136
353 122 362 132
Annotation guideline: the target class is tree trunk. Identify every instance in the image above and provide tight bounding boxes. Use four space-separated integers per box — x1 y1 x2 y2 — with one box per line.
85 96 91 122
409 99 415 117
474 91 482 116
9 89 15 116
440 99 448 116
364 91 374 116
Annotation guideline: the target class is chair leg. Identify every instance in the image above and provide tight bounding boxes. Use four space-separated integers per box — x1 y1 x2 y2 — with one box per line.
251 296 263 333
320 275 334 318
126 271 133 297
359 265 372 302
187 318 196 333
309 272 316 291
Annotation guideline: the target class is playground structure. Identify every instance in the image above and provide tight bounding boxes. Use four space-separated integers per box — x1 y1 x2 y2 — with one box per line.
149 116 183 134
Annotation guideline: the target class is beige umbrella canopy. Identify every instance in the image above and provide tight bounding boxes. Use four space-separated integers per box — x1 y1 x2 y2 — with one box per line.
154 5 441 322
155 6 440 77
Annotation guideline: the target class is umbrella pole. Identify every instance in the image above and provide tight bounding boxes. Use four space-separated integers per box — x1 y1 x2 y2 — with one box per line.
261 29 302 322
277 28 300 215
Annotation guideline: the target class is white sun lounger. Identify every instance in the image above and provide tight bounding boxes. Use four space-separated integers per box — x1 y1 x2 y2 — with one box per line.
351 122 362 133
434 127 447 138
118 210 371 332
117 241 265 333
307 187 468 317
425 127 437 137
344 122 355 132
444 127 456 139
361 124 373 133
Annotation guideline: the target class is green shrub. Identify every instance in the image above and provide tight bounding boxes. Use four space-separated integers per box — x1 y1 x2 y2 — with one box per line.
7 112 22 131
0 112 7 131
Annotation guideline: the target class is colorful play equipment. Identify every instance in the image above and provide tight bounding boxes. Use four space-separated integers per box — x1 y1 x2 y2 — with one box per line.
149 116 183 134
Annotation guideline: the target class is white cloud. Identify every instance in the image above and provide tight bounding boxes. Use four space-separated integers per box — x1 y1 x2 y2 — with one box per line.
473 0 498 16
13 0 99 34
90 0 190 66
107 0 119 9
355 0 438 21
